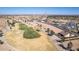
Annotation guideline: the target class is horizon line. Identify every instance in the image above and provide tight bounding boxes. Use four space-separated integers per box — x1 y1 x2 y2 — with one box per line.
0 14 79 16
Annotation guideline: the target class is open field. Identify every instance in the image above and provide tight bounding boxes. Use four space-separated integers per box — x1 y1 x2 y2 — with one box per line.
5 23 57 51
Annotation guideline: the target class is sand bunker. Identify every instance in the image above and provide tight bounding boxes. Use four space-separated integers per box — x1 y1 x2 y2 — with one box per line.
5 23 57 51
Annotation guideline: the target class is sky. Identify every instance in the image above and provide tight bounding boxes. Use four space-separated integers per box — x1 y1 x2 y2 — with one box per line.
0 7 79 15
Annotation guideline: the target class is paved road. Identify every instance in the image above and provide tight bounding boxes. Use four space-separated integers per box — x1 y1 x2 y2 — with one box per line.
48 35 65 51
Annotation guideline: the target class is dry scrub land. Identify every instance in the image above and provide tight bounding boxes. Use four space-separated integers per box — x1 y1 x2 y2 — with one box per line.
5 23 57 51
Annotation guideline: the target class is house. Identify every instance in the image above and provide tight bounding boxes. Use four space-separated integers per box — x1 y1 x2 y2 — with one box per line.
65 21 78 32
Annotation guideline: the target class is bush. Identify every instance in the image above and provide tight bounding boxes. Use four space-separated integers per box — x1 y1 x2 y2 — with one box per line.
36 29 40 32
19 23 28 30
0 40 4 44
23 30 40 39
19 23 41 39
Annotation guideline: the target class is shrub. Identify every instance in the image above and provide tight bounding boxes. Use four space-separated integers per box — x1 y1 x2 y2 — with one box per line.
19 23 28 30
19 23 41 39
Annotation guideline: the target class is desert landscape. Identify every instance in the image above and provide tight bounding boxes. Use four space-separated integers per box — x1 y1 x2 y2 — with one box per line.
0 15 79 51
